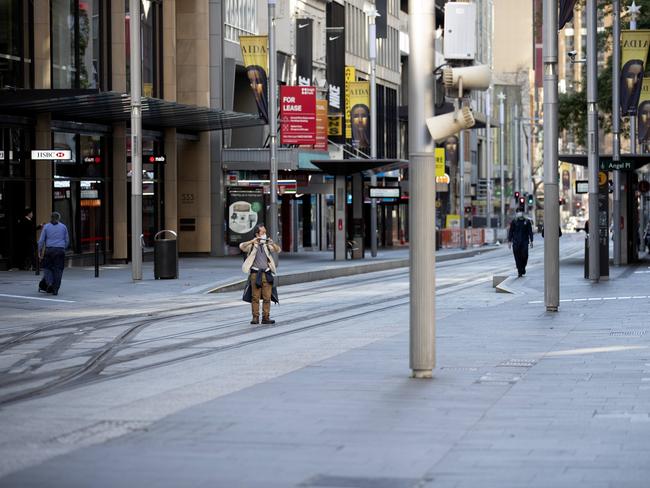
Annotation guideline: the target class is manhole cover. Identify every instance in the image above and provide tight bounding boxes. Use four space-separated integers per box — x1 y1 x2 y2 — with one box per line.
497 359 537 368
610 330 647 337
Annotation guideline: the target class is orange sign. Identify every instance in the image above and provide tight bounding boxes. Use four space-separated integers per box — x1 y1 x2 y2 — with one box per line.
315 100 328 151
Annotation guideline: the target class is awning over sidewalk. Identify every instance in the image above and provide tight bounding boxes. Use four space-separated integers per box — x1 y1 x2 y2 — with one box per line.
0 89 264 132
310 159 408 176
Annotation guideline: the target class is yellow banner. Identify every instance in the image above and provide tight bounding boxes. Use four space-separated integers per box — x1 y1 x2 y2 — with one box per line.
621 30 650 114
435 148 445 177
344 66 356 139
240 35 268 72
328 115 342 136
622 30 650 67
348 81 370 150
638 77 650 142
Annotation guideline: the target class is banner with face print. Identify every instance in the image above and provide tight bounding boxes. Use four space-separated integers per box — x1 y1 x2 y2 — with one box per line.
638 77 650 142
240 35 269 123
348 81 370 151
621 30 650 115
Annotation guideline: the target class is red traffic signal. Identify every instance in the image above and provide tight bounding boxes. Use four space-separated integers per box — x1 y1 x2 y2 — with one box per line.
514 191 521 199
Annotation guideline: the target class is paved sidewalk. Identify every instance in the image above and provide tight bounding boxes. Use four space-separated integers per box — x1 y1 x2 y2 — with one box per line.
0 246 495 303
2 248 649 487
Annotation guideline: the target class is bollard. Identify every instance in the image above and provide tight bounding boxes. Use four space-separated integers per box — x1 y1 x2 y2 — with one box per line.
95 241 100 278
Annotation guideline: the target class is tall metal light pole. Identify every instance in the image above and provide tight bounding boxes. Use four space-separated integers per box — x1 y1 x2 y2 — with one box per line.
366 4 379 257
587 0 600 281
498 92 506 228
130 0 142 281
486 90 493 228
459 128 466 248
613 0 622 266
268 0 279 242
513 103 520 194
543 0 560 310
408 0 436 378
630 2 640 156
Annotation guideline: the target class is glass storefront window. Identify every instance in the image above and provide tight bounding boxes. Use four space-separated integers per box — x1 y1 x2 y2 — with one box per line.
51 0 102 89
0 0 33 88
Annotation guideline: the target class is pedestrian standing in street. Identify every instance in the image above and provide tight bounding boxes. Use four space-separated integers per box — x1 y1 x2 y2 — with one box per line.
19 208 40 271
508 211 534 277
37 212 69 295
240 224 281 325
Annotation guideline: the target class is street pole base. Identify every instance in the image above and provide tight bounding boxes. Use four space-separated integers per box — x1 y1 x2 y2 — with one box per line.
546 306 558 312
411 369 433 379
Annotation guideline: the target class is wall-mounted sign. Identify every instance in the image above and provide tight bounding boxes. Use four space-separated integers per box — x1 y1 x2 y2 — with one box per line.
280 86 317 145
369 187 400 198
31 150 71 160
436 173 450 184
83 156 102 164
147 155 166 163
575 180 588 194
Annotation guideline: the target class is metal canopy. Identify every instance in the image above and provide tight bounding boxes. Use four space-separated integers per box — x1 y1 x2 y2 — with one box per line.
559 154 650 171
311 159 407 176
0 90 264 132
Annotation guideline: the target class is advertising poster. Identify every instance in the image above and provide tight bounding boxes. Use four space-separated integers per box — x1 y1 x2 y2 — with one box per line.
227 187 265 246
240 35 269 123
344 66 356 139
280 86 317 145
296 19 313 86
638 77 650 143
315 99 329 150
621 30 650 115
348 81 370 150
326 1 345 142
435 148 445 177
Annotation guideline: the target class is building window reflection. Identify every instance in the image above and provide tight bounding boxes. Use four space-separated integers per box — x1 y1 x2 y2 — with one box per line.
0 0 33 88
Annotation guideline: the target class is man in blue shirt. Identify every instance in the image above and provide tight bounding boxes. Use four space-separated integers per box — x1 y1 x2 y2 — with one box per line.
38 212 70 295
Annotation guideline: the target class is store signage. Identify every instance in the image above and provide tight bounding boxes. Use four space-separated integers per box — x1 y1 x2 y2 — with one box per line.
575 180 588 194
280 86 317 145
83 156 102 164
369 187 401 199
314 99 329 151
31 150 71 160
147 155 166 163
80 190 99 199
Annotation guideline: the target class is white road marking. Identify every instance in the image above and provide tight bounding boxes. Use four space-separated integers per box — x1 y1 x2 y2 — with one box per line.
0 293 75 303
529 295 650 305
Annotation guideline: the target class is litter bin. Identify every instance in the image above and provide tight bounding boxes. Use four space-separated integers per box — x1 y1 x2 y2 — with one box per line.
154 230 178 279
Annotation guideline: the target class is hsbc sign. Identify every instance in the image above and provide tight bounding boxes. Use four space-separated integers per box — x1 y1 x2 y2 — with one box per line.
31 150 72 160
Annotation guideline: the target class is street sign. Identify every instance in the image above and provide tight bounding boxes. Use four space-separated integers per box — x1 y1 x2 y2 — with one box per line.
280 86 317 145
599 159 633 171
31 150 71 160
369 187 400 198
575 180 589 194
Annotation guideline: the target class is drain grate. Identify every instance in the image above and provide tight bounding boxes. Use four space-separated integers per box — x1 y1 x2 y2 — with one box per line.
299 475 418 488
610 329 647 337
475 372 521 385
497 359 537 368
440 366 479 372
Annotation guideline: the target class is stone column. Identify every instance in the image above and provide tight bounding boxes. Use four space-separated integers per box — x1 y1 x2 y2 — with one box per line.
112 123 128 261
164 128 178 233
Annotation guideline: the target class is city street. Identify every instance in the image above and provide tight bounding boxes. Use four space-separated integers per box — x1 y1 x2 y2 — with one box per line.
4 235 650 487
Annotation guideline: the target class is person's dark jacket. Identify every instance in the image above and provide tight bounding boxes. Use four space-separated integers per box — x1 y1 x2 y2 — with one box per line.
508 218 534 247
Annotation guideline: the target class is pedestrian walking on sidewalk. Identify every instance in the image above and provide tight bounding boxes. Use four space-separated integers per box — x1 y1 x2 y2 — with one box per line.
508 211 534 277
19 207 40 270
240 224 281 325
37 212 70 295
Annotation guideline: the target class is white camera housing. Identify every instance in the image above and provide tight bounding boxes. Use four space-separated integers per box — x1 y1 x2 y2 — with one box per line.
425 106 475 143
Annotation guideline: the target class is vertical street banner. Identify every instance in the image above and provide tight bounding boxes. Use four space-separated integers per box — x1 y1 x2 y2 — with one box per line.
638 77 650 143
348 81 370 151
621 30 650 115
280 86 317 145
344 66 356 139
435 148 445 177
240 35 269 123
326 1 345 141
227 186 265 246
296 19 313 86
376 0 387 39
315 99 329 151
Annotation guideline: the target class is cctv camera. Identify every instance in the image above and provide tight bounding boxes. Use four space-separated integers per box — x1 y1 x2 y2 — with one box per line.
425 106 476 142
568 50 577 60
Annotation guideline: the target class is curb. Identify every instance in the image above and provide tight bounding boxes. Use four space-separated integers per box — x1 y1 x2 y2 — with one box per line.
207 245 499 294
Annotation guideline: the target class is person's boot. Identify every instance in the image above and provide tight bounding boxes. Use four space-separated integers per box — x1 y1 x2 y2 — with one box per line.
250 316 259 325
261 317 275 325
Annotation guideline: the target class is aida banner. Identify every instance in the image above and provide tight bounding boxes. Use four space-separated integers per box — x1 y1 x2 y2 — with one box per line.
348 81 370 151
280 86 317 145
621 30 650 115
240 35 269 123
638 77 650 142
344 66 356 139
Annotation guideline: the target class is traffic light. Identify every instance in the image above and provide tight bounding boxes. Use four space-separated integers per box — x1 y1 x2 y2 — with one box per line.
518 196 526 211
514 191 521 200
527 194 534 206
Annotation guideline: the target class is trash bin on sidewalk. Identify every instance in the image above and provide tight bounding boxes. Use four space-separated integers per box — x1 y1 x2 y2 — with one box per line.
154 230 178 279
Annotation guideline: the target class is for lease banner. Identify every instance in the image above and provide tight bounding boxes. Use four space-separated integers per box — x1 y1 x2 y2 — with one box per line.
280 86 317 145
